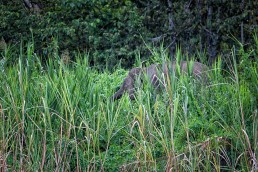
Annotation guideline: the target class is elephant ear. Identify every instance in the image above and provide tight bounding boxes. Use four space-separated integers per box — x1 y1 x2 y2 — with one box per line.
192 62 209 83
128 67 142 79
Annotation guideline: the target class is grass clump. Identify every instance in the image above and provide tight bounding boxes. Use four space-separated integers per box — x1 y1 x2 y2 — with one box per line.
0 39 257 171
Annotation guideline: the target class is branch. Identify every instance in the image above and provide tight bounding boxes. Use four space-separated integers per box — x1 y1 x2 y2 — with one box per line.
148 34 167 42
22 0 33 9
22 0 41 14
167 0 174 30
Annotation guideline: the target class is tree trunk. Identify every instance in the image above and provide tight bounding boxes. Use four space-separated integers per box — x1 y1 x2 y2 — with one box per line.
240 0 245 45
198 0 203 52
167 0 176 59
206 2 217 65
22 0 32 9
22 0 40 14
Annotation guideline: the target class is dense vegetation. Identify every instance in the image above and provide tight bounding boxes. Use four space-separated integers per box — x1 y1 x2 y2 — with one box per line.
0 39 257 171
0 0 257 68
0 0 257 171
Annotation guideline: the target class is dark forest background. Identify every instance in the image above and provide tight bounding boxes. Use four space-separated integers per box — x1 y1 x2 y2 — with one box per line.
0 0 257 69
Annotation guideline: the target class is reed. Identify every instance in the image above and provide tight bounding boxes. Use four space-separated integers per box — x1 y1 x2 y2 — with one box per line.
0 39 257 171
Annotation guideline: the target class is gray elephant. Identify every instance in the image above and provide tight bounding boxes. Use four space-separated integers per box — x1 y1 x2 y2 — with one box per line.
112 61 208 100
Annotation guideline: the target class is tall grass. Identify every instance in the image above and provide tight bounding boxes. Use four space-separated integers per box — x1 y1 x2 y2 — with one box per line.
0 39 257 171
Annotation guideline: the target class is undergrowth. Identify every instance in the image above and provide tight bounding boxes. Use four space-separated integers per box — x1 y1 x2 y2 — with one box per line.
0 38 257 171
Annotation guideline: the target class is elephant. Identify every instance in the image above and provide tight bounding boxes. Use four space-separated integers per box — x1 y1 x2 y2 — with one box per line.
111 61 208 100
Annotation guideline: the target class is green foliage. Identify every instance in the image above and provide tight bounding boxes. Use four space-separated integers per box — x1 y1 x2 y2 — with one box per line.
1 0 257 69
0 42 257 171
135 0 257 59
0 0 150 69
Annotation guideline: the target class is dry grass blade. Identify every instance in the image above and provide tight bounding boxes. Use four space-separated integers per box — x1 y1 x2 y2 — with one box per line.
242 129 258 171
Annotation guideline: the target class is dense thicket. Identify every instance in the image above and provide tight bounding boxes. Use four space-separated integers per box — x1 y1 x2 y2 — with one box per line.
0 0 257 68
0 43 257 171
0 1 257 171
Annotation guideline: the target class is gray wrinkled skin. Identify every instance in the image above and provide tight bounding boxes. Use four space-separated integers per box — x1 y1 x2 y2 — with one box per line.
111 61 208 100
